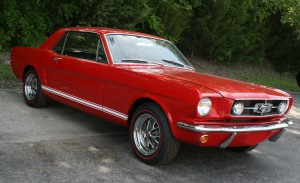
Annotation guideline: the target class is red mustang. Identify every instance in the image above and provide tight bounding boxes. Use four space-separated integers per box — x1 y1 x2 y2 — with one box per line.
10 27 293 165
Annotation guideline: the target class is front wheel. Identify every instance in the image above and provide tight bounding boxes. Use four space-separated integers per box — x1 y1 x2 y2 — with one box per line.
227 145 258 153
130 103 180 165
23 69 48 107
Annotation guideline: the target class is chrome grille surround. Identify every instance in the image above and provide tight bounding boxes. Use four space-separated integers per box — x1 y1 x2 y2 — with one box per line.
231 99 289 116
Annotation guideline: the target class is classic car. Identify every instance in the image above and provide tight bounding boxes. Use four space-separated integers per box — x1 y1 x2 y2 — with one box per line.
10 27 293 165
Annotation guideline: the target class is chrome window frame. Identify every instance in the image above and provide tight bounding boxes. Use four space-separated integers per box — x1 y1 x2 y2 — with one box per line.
52 30 109 64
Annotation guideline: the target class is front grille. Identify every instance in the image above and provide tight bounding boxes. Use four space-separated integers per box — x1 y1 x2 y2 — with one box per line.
231 100 288 116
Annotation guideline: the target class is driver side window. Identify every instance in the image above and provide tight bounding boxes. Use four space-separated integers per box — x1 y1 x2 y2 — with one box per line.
53 31 107 63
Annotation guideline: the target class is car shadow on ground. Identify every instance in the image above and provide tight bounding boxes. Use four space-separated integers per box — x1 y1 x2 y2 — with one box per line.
45 100 128 134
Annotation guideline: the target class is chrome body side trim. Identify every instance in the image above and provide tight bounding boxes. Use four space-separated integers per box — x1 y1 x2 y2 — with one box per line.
42 85 128 120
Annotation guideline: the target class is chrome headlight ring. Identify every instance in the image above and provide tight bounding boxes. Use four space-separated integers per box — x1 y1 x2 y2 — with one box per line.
232 102 244 115
278 101 289 114
197 98 212 116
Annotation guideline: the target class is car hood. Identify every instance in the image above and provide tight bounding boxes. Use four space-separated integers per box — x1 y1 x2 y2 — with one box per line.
147 67 290 100
161 70 289 99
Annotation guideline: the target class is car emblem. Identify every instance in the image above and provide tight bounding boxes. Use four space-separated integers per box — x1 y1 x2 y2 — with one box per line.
253 103 273 114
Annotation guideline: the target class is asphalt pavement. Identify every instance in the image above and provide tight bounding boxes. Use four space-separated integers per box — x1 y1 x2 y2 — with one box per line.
0 89 299 183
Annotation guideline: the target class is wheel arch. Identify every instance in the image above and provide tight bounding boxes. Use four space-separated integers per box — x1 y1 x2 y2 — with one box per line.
127 95 174 129
23 65 36 80
22 64 45 83
128 95 181 165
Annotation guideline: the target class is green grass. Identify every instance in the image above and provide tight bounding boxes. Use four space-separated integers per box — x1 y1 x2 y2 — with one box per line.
237 73 300 92
190 57 300 92
0 62 16 81
0 51 16 81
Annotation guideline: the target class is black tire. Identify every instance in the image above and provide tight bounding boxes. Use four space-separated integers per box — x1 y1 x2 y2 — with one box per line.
23 68 48 107
129 102 180 165
227 145 258 153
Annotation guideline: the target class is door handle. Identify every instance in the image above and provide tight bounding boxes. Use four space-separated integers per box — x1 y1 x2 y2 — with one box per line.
53 57 62 62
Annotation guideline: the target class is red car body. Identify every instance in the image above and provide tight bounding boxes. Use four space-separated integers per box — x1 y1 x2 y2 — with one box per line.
10 27 293 164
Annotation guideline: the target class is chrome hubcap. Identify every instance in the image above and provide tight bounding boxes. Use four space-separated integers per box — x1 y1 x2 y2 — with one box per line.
24 73 37 101
133 113 161 156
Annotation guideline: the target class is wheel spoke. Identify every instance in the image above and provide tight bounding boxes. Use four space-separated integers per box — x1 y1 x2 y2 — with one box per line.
148 138 155 149
153 138 159 144
152 122 157 130
133 113 161 156
149 127 158 132
141 131 147 138
150 135 160 138
24 73 38 101
145 137 150 148
146 120 151 131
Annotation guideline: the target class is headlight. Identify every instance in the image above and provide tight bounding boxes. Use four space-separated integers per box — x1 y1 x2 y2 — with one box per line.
278 101 288 114
197 98 212 116
233 102 244 115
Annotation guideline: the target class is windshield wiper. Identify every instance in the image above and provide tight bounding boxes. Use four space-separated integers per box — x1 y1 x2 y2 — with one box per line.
121 59 194 69
161 59 185 67
121 59 164 66
162 59 194 69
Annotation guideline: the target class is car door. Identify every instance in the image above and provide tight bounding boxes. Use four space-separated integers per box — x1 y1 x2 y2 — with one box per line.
50 31 108 107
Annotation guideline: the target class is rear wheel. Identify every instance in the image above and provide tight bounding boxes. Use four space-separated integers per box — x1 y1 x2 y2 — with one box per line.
130 102 180 165
23 69 48 107
227 145 258 153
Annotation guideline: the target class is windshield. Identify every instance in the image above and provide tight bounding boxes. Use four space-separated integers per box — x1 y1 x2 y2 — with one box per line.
105 34 193 68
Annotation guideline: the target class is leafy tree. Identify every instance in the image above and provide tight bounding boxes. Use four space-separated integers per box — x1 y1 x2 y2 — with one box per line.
0 0 299 73
0 0 48 48
180 0 300 73
142 0 201 42
43 0 150 31
266 13 300 73
181 0 270 63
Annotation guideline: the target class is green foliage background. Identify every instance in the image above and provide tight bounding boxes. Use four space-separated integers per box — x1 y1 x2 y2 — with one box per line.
0 0 299 73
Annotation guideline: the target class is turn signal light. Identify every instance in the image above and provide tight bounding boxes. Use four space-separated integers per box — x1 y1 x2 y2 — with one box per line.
199 135 209 144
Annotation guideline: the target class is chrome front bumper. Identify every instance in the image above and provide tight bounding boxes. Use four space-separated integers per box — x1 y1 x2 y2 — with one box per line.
177 118 293 148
